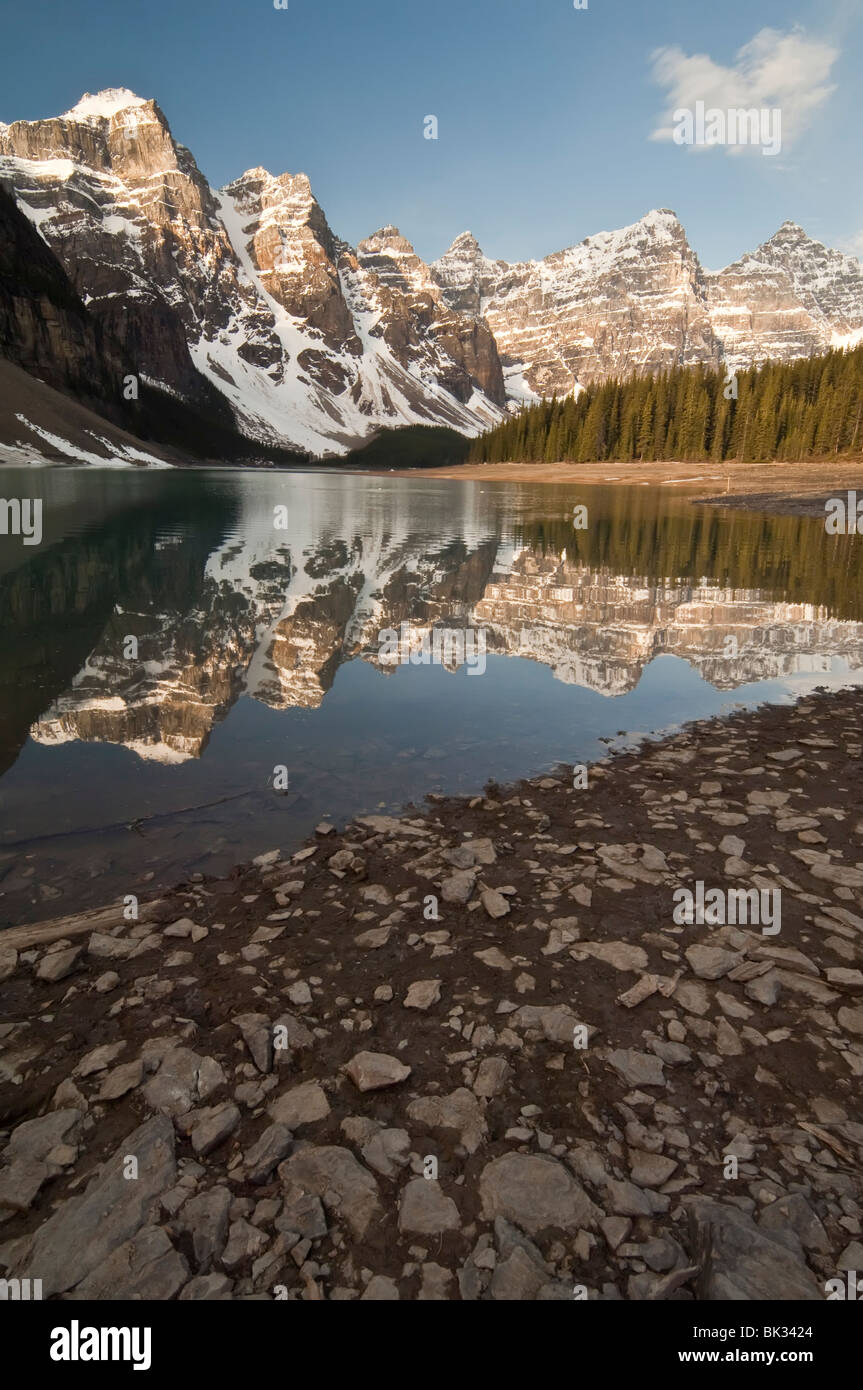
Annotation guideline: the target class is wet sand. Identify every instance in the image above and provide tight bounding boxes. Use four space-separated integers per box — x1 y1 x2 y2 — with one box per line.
379 457 863 517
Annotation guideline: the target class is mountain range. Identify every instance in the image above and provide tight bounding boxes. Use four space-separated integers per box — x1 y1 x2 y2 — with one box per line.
1 87 862 462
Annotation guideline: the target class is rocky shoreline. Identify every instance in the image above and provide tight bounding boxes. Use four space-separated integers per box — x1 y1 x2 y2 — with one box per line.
1 687 862 1301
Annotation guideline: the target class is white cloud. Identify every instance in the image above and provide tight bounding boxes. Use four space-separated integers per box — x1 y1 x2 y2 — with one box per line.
650 26 838 155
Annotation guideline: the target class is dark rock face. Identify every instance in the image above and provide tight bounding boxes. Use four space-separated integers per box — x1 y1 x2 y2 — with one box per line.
0 184 123 409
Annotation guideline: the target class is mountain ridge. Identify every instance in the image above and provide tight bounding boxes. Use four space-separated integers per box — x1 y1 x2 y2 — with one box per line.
1 88 862 459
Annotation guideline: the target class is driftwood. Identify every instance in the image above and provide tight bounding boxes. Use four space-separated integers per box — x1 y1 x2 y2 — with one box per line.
1 898 167 953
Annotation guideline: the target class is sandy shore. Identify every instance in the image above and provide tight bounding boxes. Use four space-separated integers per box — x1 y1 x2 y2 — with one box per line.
381 457 863 517
1 687 861 1301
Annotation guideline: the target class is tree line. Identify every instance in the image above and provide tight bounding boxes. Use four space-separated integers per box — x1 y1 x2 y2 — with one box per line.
468 344 863 464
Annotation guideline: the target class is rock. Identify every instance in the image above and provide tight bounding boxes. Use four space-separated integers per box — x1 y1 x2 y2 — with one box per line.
404 979 442 1010
278 1146 382 1239
345 1051 411 1092
838 1006 863 1036
277 1182 328 1240
355 925 392 950
98 1059 144 1101
6 1109 82 1163
759 1193 831 1255
809 862 863 888
407 1088 488 1154
618 974 662 1008
745 971 782 1006
715 1017 743 1056
686 1199 821 1300
361 1275 400 1300
418 1262 453 1300
628 1150 677 1187
826 967 863 987
605 1179 656 1217
69 1225 188 1301
87 932 136 960
398 1178 460 1235
838 1240 863 1271
685 945 744 980
286 980 312 1006
8 1116 176 1297
94 971 120 993
183 1102 241 1157
673 980 711 1015
481 889 510 919
748 790 789 807
269 1082 330 1129
221 1218 269 1272
141 1046 225 1117
479 1154 598 1234
441 870 476 904
361 884 393 906
163 917 196 937
719 835 746 857
576 942 649 972
601 1216 632 1250
36 946 82 982
473 1057 512 1098
178 1186 231 1270
490 1245 547 1300
242 1124 294 1184
74 1041 126 1077
234 1013 273 1074
606 1049 666 1089
272 1012 315 1062
511 1004 580 1045
361 1128 411 1178
474 947 513 971
0 947 17 981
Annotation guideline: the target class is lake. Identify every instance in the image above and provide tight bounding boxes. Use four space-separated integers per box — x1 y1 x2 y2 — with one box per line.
1 465 862 925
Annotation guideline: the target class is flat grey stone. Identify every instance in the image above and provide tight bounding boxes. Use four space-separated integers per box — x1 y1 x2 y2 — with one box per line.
479 1153 598 1234
398 1178 460 1235
9 1115 176 1297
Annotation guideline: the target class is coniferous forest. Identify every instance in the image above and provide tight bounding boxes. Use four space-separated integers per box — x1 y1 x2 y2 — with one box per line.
468 344 863 465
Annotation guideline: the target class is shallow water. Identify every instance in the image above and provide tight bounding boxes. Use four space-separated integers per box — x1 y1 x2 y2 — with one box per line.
1 465 862 924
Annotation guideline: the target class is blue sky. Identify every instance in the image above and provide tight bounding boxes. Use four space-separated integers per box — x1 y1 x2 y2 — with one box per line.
0 0 860 268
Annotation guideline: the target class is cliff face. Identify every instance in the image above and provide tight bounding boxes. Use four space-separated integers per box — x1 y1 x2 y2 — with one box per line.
433 214 863 397
0 184 123 408
434 211 723 398
0 183 295 464
0 90 507 456
704 222 863 370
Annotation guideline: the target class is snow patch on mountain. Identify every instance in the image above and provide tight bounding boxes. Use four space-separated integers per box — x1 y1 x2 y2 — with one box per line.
61 89 149 122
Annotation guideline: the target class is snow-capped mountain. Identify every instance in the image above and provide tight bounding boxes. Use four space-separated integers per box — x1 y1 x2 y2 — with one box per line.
0 89 506 455
432 212 863 396
1 88 862 457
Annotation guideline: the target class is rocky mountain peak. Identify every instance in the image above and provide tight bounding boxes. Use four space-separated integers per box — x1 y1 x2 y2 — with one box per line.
60 88 149 122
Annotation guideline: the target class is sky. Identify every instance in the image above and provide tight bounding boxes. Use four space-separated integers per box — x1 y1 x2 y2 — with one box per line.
0 0 860 269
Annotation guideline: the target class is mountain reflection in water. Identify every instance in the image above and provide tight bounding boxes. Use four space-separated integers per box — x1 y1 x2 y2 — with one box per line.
0 467 861 923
